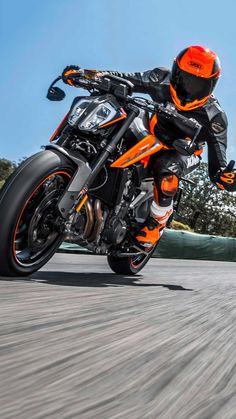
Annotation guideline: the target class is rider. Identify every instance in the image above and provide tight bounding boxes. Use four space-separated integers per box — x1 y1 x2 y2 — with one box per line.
62 45 236 248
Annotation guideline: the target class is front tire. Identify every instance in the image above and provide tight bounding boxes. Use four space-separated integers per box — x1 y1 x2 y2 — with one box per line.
0 150 75 277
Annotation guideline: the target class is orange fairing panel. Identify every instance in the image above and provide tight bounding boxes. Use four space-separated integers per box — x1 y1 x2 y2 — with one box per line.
111 134 164 168
150 114 158 135
50 112 69 142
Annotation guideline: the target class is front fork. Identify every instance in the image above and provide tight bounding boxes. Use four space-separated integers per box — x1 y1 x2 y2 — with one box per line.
46 107 139 219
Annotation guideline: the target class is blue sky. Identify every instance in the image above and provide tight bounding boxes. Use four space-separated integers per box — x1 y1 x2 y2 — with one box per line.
1 0 236 162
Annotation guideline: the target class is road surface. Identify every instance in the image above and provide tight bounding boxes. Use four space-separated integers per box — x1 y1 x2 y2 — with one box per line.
0 254 236 418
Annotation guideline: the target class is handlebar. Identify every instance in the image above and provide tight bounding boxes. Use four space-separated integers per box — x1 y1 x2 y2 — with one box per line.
48 71 202 143
67 73 200 125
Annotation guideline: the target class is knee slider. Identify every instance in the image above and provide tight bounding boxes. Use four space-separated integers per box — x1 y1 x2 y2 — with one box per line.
160 174 179 197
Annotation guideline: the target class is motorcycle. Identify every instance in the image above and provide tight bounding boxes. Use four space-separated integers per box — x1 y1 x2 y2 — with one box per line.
0 71 201 277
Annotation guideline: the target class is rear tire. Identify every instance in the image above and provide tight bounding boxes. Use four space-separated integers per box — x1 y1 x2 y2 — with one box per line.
107 244 157 275
0 150 75 278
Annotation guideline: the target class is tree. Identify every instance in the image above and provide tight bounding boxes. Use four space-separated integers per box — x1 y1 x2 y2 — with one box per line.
177 162 236 237
0 158 17 188
0 158 16 181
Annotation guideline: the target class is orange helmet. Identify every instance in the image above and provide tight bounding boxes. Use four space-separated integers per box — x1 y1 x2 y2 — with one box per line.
170 45 221 111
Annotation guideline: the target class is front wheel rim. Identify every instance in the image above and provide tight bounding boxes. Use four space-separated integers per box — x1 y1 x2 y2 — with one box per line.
12 171 71 267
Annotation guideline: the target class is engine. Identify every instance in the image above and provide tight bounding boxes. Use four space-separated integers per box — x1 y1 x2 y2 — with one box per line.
69 137 98 160
64 169 134 250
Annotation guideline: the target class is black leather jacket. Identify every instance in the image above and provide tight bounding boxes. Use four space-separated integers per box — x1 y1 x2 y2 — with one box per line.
100 67 228 181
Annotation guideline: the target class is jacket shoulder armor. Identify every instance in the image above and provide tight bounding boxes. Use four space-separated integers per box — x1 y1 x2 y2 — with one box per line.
142 67 170 84
148 67 170 83
204 96 227 123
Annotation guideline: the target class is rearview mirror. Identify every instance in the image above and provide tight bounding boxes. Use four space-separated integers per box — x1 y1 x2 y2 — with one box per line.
47 87 66 101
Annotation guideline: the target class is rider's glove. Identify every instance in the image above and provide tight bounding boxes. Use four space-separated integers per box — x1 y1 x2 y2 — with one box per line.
215 160 236 192
83 69 99 79
62 65 81 86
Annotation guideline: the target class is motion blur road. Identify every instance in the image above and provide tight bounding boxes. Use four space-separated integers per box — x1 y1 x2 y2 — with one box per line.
0 254 236 419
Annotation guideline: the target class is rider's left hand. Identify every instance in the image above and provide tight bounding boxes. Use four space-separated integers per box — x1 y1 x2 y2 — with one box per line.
215 160 236 192
62 65 81 86
83 69 99 79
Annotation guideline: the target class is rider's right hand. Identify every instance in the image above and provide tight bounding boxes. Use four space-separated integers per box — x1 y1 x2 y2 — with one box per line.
62 65 81 86
215 160 236 192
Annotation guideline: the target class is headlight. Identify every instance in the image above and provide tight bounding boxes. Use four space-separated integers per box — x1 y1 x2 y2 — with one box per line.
79 103 116 131
68 100 90 126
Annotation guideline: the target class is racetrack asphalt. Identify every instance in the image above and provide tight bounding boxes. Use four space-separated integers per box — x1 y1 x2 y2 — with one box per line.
0 254 236 419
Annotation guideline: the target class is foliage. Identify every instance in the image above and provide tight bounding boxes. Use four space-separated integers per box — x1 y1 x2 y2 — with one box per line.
170 220 193 232
0 180 5 189
0 158 16 182
177 162 236 238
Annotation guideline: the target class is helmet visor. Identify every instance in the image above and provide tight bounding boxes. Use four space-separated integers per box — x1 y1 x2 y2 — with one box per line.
171 63 218 103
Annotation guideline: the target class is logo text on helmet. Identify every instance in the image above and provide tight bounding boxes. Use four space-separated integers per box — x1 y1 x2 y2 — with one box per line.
188 61 203 70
